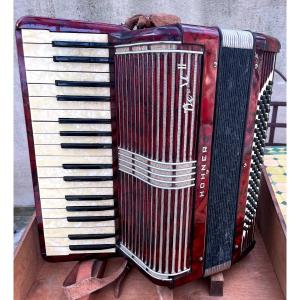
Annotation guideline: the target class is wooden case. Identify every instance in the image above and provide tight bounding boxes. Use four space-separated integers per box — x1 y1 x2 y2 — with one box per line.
14 168 286 299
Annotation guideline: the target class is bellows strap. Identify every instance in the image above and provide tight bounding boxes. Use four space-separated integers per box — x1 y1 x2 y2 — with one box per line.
124 13 181 30
63 259 129 300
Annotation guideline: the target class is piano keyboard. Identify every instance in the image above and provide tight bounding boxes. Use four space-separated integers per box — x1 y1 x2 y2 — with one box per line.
21 29 116 256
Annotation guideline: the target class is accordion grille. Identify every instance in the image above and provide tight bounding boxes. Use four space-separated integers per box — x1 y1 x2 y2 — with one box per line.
115 44 203 279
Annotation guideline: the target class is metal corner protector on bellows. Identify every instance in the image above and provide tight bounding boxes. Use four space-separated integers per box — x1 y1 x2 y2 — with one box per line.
204 261 231 277
119 244 190 281
220 29 254 49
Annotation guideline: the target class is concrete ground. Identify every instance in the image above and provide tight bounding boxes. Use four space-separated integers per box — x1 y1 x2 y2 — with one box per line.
14 207 34 249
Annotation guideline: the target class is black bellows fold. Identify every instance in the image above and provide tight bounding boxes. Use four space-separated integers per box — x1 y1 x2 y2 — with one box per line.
204 47 254 271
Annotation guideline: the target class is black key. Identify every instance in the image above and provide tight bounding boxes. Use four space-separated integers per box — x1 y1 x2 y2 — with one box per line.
244 219 252 226
67 216 116 222
52 41 112 48
247 196 256 206
66 205 115 211
249 180 256 188
246 197 253 203
55 80 112 87
65 195 113 201
61 143 112 149
260 95 266 101
252 185 259 194
53 56 113 63
249 188 258 197
252 177 259 185
69 244 115 251
60 131 112 136
260 106 266 114
246 204 255 214
249 207 256 215
63 176 113 181
254 160 260 168
63 164 112 169
57 95 111 102
251 164 259 173
59 118 111 124
68 233 116 240
245 211 253 219
255 119 260 125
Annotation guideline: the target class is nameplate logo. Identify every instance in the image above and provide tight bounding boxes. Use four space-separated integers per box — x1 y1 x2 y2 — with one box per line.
199 146 208 198
177 63 194 113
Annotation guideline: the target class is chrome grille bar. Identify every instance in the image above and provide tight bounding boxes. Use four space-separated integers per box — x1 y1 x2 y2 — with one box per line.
115 43 203 278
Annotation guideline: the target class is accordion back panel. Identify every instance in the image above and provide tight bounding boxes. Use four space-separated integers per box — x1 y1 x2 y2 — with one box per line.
115 43 203 279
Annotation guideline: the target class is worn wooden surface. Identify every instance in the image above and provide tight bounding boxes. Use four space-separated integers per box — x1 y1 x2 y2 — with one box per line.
257 166 286 297
15 217 284 300
14 214 43 300
156 285 174 300
209 272 224 296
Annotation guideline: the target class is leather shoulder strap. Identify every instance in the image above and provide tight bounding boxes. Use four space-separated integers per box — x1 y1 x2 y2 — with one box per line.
63 259 129 300
124 13 181 30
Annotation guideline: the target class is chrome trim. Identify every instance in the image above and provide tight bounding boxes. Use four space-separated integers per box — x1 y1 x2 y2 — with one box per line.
118 159 196 177
183 188 190 269
119 243 190 281
189 54 199 161
116 49 204 55
149 53 155 268
119 148 196 166
119 164 195 184
119 168 195 190
221 29 254 49
114 40 182 48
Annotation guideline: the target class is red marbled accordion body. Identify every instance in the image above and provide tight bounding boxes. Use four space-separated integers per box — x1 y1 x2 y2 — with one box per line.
16 16 280 287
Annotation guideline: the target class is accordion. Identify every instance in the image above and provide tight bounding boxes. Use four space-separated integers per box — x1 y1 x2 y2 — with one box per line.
16 16 280 286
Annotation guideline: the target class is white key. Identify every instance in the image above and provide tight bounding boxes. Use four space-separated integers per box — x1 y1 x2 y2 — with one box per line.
25 57 109 72
45 237 116 247
42 209 115 218
27 84 110 97
36 156 112 167
38 178 113 189
30 109 110 121
37 167 113 178
32 122 111 134
22 29 108 43
26 71 110 84
33 134 112 145
45 246 115 256
39 187 113 198
29 97 110 110
41 198 114 209
43 218 114 228
23 43 109 58
44 227 115 237
34 145 112 157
